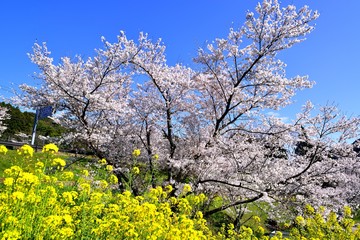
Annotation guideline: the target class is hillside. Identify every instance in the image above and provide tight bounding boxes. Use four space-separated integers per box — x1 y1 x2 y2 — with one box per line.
0 102 66 144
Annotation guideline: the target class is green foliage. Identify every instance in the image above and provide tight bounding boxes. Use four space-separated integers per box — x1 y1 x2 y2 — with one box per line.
354 208 360 223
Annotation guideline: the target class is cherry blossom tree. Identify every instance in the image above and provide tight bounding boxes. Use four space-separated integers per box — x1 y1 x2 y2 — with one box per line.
193 0 318 139
194 102 360 219
129 54 197 181
15 32 156 161
14 0 360 221
0 106 8 136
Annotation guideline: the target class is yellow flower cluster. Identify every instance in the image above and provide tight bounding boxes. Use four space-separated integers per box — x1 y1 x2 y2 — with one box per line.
0 145 8 154
132 166 140 175
81 169 89 177
0 144 215 239
108 174 118 184
0 171 212 239
105 165 113 172
35 161 45 169
61 171 74 180
183 183 192 193
98 158 107 165
0 147 128 239
17 144 34 158
42 143 59 153
4 167 40 189
132 149 141 157
290 204 360 240
52 158 66 169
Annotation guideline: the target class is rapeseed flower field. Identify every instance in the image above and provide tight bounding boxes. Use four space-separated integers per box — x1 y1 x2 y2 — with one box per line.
0 144 359 239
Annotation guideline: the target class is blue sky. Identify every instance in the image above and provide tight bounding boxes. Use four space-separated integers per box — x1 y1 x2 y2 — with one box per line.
0 0 359 119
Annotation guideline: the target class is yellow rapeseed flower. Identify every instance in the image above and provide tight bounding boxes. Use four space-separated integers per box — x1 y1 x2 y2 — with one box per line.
305 204 315 215
58 227 74 238
99 180 109 189
109 174 118 184
98 158 107 165
169 197 177 205
123 190 131 198
132 149 141 157
18 172 40 186
62 192 75 205
35 161 45 169
344 205 352 217
0 145 8 154
25 191 41 204
79 183 91 194
132 166 140 175
12 191 25 201
257 226 265 235
62 215 73 225
183 184 192 193
106 165 113 172
1 230 21 240
42 143 59 153
17 144 34 158
178 198 192 214
253 216 261 223
4 166 23 177
44 215 63 229
81 169 89 177
295 216 306 226
3 177 14 187
165 185 173 193
52 158 66 169
4 216 19 225
61 171 74 180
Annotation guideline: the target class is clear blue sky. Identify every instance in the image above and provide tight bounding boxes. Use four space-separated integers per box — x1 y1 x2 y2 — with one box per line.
0 1 359 119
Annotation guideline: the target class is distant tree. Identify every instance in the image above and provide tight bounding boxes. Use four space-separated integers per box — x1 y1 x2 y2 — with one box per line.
0 102 66 143
0 105 9 136
0 102 31 140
